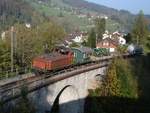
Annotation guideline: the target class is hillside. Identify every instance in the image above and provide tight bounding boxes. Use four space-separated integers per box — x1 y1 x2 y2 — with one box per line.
0 0 45 31
25 0 139 32
0 0 149 33
63 0 136 31
61 0 150 32
63 0 119 15
23 0 125 32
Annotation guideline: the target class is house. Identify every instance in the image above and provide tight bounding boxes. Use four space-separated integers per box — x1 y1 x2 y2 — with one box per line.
118 37 126 45
25 23 31 28
71 31 88 43
63 31 88 47
96 38 118 53
112 31 126 45
102 31 126 45
102 30 111 39
72 34 83 43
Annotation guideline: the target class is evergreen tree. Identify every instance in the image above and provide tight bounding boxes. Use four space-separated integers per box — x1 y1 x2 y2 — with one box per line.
95 18 106 42
101 60 121 96
146 34 150 50
0 39 11 77
124 33 132 43
58 12 64 17
87 28 96 48
115 58 138 98
12 86 36 113
132 10 149 45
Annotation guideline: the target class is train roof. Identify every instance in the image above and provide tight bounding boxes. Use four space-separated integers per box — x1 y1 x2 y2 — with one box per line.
72 47 93 54
34 52 68 61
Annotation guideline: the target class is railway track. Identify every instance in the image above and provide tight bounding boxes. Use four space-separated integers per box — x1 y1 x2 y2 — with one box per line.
0 54 132 90
0 60 105 90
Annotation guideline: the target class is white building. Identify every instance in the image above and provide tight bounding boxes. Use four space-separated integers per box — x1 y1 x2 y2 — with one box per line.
102 30 111 39
102 31 126 45
112 31 126 45
118 37 126 45
25 23 31 28
72 35 83 43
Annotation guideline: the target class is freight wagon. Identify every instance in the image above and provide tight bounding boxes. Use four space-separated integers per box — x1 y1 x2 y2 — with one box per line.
127 44 143 55
93 48 110 57
71 47 93 64
32 51 73 72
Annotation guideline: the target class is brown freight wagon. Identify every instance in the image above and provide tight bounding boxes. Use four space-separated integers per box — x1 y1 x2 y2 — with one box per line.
32 52 73 72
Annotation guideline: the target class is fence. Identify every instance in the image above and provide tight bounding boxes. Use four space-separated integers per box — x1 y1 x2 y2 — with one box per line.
0 67 32 80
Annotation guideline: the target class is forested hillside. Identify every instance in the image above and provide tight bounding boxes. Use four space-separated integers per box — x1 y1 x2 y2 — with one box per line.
0 0 150 33
0 0 45 31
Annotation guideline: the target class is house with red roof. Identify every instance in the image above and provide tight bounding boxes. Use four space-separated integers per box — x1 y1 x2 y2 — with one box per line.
96 38 118 53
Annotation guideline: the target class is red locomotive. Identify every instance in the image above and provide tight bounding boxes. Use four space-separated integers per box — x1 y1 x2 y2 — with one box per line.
32 47 73 72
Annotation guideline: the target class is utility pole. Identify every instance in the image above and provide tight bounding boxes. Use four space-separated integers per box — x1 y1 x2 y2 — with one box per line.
11 26 14 72
96 33 98 45
137 35 139 45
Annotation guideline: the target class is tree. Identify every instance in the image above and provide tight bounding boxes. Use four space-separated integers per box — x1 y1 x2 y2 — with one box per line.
12 85 36 113
124 33 132 43
115 58 138 98
132 10 149 45
38 22 65 51
3 22 65 73
89 58 138 98
95 18 106 42
146 34 150 50
87 28 96 48
58 12 64 17
0 0 44 32
0 39 11 76
100 59 121 96
85 58 139 113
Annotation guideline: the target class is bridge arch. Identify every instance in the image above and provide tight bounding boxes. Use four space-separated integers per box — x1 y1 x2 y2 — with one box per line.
51 85 81 113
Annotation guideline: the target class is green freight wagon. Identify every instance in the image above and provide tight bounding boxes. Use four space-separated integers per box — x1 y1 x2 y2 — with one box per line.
71 47 93 64
93 48 110 57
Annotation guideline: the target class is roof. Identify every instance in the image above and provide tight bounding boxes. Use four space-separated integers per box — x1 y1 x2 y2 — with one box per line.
55 46 72 51
35 52 67 61
99 38 118 46
72 47 93 54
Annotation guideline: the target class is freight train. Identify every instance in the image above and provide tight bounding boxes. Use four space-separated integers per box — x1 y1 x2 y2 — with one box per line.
32 45 143 73
32 47 74 73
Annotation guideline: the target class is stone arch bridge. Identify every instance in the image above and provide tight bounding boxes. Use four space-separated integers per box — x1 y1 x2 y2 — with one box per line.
1 60 109 113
